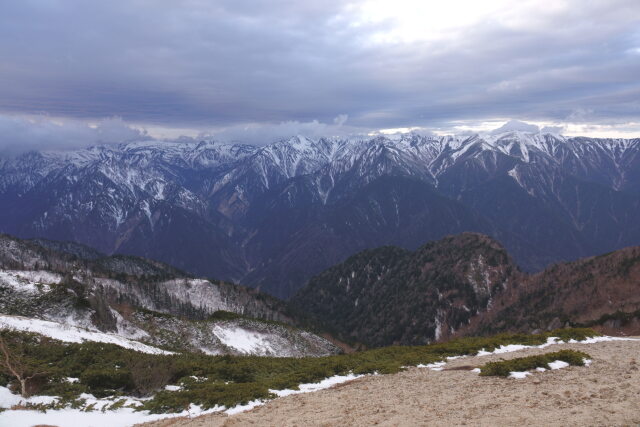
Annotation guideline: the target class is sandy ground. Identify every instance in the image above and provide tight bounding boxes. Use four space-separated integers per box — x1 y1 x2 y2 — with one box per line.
141 338 640 427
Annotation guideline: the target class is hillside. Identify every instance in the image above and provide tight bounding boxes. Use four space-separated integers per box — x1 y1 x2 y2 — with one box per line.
0 234 338 357
467 245 640 336
292 233 640 347
292 233 518 347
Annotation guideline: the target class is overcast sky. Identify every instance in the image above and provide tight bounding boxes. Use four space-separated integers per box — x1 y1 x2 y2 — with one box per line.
0 0 639 149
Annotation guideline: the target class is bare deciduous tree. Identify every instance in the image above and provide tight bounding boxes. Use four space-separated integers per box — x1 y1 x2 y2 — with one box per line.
0 334 48 397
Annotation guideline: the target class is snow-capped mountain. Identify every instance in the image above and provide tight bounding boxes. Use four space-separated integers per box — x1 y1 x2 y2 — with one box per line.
1 131 639 297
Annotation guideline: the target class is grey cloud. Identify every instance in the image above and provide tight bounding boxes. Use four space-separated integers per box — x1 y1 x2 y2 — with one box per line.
0 115 148 155
333 114 349 126
0 0 639 145
206 119 367 145
540 126 565 134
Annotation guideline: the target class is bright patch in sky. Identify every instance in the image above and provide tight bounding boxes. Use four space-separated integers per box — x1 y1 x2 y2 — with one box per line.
375 127 424 135
353 0 568 44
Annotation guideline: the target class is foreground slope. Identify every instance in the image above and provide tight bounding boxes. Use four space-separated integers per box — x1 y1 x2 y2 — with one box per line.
293 233 640 347
141 338 640 427
0 327 610 426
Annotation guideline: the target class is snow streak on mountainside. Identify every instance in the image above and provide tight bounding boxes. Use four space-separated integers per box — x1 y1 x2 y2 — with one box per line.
1 132 639 297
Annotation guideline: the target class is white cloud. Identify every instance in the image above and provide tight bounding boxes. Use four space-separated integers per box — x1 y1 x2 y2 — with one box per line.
491 120 540 134
562 122 640 138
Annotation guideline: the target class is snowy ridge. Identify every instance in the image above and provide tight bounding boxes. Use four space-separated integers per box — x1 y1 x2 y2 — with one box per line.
2 130 637 221
1 130 639 298
5 131 637 211
93 277 248 315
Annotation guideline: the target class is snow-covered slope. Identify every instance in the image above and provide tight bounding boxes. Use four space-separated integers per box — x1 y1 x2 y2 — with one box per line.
0 314 173 355
0 235 339 357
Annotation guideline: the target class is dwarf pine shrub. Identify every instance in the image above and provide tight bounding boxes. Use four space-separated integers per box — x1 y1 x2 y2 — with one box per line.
0 328 600 413
479 349 590 377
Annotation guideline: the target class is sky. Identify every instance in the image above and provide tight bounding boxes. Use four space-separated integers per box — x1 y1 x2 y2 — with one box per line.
0 0 639 150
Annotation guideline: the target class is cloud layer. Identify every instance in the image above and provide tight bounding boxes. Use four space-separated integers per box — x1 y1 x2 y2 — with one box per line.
0 0 639 147
0 116 146 155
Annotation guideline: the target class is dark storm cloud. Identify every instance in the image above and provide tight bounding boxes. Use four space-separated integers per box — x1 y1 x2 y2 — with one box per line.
0 0 639 145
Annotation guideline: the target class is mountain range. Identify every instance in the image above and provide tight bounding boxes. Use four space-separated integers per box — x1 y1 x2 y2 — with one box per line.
1 130 639 298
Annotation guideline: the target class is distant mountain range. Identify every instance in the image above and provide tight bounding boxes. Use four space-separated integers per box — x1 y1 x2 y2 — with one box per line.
292 233 640 347
1 131 639 297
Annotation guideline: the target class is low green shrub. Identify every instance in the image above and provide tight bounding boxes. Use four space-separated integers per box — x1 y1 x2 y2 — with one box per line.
80 367 133 393
142 382 273 413
479 349 590 377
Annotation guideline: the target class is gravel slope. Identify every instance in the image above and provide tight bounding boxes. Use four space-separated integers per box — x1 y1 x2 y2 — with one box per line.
141 338 640 427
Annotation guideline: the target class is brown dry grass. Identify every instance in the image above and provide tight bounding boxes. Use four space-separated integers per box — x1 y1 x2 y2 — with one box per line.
9 403 31 411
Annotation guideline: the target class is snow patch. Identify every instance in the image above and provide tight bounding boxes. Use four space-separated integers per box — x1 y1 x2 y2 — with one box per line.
508 371 531 379
213 325 277 355
434 317 442 341
0 386 223 427
0 386 59 407
548 360 570 370
417 361 446 371
0 315 172 355
269 373 363 397
0 372 365 426
0 270 61 294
